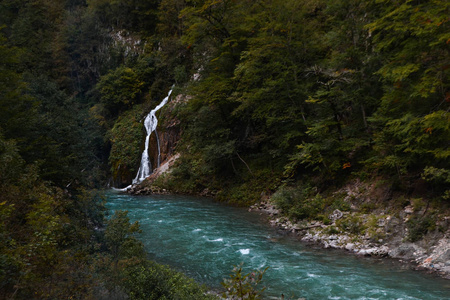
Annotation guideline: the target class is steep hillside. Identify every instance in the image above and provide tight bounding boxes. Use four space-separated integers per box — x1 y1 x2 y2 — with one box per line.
116 0 449 277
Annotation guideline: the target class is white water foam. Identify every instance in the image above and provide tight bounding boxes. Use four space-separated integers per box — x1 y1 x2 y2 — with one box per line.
239 249 250 255
112 185 132 192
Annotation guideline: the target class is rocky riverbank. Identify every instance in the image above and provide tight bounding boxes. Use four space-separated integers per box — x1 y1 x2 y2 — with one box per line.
249 201 450 279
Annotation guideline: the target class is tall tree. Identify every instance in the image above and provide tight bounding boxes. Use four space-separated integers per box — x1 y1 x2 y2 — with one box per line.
366 0 449 180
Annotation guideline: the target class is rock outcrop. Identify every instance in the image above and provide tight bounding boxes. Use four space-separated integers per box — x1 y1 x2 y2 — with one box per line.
128 154 180 195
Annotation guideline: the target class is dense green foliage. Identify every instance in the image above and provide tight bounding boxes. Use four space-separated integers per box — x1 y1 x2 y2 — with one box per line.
119 260 216 300
147 0 448 208
0 0 449 297
107 105 147 184
0 141 105 298
0 0 211 298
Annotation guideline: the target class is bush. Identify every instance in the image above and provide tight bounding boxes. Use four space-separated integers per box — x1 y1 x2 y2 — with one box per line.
289 194 326 220
272 185 335 221
219 170 281 206
360 202 376 214
328 196 351 212
271 186 302 214
120 260 216 300
222 263 268 300
325 226 340 235
406 214 436 242
336 215 366 235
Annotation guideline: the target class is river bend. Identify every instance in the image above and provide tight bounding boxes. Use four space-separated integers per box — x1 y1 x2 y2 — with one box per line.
107 192 449 299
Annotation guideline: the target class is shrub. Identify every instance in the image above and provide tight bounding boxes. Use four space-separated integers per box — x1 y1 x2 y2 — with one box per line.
329 197 351 212
325 226 340 235
289 194 326 220
120 260 216 300
366 216 385 242
336 215 366 235
271 186 302 214
272 185 324 220
222 263 268 300
360 202 376 214
319 214 332 225
406 214 436 242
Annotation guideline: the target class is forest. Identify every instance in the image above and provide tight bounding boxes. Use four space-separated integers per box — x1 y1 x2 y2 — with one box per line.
0 0 448 298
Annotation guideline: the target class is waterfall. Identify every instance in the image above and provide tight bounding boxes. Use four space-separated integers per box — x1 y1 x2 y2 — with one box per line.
132 88 173 184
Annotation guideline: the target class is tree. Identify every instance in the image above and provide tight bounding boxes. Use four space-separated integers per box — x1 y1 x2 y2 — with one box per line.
104 210 143 263
285 0 382 179
222 263 268 300
231 0 326 170
365 0 449 180
98 66 145 113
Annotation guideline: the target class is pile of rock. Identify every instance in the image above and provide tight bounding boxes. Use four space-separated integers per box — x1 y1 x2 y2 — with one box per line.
416 236 450 278
199 188 217 197
249 202 280 217
127 185 170 195
301 230 390 257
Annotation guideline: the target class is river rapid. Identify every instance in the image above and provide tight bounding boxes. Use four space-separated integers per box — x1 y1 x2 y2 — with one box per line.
106 192 449 299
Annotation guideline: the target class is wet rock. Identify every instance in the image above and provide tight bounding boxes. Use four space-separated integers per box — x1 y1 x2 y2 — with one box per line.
345 243 356 251
375 245 389 256
251 202 280 216
358 248 375 256
328 235 338 240
357 247 382 256
418 237 450 275
200 188 211 197
404 205 414 214
265 207 280 216
389 243 425 260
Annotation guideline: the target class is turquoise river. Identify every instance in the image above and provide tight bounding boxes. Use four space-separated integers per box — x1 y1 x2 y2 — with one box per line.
107 192 450 299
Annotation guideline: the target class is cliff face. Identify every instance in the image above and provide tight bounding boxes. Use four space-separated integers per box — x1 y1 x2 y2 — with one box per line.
148 121 180 173
149 94 187 169
111 164 134 188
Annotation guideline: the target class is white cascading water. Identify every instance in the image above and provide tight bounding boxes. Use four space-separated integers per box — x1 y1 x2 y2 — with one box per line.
132 88 173 184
